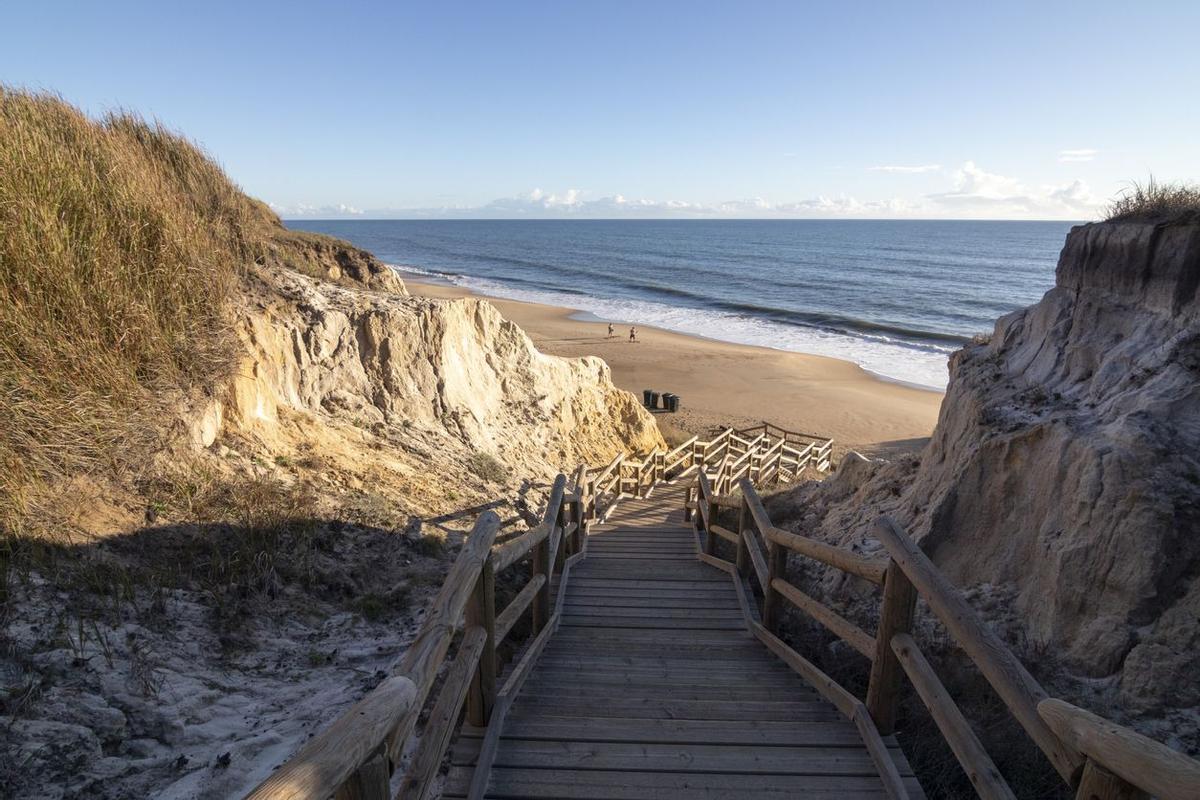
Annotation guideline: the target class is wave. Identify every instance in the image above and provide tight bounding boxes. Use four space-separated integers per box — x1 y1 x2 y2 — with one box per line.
450 275 954 389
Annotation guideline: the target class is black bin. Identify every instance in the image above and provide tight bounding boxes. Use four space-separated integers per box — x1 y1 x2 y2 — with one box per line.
643 389 653 407
661 392 674 412
650 391 661 410
668 394 681 413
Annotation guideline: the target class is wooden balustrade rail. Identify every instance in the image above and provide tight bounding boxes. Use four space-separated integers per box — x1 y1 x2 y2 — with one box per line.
246 471 589 800
685 467 1199 800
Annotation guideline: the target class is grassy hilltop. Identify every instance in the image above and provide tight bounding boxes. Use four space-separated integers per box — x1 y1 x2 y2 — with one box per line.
0 88 381 533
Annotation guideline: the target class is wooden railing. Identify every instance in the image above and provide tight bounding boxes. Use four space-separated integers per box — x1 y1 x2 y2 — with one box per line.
243 419 832 800
689 470 1200 800
245 469 590 800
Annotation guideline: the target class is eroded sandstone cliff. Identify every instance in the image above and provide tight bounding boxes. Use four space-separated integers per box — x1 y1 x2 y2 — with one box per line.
770 221 1199 722
192 262 662 515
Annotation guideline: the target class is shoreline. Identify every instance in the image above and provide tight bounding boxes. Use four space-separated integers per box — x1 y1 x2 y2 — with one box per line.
404 278 945 457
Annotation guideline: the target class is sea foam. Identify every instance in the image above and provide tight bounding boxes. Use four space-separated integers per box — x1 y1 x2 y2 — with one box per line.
389 264 954 390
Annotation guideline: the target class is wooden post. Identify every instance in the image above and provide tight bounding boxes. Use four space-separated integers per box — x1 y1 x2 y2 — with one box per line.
334 749 390 800
465 557 496 727
684 484 694 522
866 559 917 735
698 474 718 557
531 533 550 634
554 501 568 574
1075 759 1149 800
572 497 584 555
735 496 751 577
761 540 787 632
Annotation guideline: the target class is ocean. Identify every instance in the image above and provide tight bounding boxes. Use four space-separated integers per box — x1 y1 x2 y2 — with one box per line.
287 219 1076 390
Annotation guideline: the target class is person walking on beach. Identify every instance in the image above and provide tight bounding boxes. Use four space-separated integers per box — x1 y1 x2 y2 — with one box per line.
607 322 615 338
629 326 638 343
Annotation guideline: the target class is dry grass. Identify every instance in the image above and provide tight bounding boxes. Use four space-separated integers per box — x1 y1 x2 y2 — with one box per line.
1106 178 1200 224
0 87 284 533
467 452 510 484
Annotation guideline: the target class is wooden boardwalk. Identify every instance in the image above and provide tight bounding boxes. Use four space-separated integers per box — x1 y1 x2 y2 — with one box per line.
443 483 922 799
249 432 1200 800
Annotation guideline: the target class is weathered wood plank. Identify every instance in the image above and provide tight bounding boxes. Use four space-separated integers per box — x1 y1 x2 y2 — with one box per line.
444 766 925 800
461 715 865 746
462 739 902 775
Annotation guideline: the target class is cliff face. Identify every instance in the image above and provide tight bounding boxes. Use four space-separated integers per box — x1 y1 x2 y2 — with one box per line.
193 262 662 512
772 221 1200 714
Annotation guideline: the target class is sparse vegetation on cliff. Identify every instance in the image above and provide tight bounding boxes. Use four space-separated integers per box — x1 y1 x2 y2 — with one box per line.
0 88 401 534
0 88 254 532
1106 178 1200 224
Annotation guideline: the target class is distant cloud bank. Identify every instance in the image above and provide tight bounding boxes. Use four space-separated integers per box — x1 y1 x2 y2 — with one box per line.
274 160 1102 221
868 164 942 173
1057 148 1099 163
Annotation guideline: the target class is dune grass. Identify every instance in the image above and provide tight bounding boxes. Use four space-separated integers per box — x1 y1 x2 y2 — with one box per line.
0 87 279 532
1106 178 1200 224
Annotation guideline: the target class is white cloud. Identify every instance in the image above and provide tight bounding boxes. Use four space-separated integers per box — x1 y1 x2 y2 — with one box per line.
868 164 942 174
1058 148 1099 163
270 202 364 218
925 161 1099 217
275 160 1106 221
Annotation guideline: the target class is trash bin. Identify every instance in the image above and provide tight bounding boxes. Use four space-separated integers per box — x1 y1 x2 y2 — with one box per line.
661 393 674 412
643 389 653 407
668 394 681 413
650 391 661 410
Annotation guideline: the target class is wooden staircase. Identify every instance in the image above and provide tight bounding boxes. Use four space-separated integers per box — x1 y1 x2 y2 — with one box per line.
246 428 1200 800
442 483 922 798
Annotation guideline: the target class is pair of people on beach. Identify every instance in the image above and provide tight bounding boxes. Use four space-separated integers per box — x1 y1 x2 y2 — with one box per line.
607 322 637 342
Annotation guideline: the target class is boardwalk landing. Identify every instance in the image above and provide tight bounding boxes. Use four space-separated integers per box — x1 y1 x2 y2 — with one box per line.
443 483 923 799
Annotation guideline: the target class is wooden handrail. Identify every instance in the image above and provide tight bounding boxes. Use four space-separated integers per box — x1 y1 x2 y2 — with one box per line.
737 479 887 584
490 521 551 572
772 578 874 657
591 452 623 493
1039 699 1200 800
872 516 1082 782
892 633 1016 800
664 435 698 464
244 676 418 800
400 626 489 798
685 445 1199 800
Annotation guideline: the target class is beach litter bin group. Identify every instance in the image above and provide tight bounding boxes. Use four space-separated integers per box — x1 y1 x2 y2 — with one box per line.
642 389 680 412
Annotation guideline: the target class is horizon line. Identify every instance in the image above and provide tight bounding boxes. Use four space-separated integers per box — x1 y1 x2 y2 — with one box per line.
281 216 1089 223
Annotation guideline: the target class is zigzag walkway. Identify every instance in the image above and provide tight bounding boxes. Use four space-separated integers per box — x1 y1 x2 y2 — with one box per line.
443 483 922 799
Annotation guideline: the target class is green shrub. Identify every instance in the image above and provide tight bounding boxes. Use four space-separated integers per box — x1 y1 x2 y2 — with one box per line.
466 452 509 484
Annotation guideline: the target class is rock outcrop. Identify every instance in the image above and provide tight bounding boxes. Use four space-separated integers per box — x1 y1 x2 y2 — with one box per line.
771 221 1200 715
193 262 662 511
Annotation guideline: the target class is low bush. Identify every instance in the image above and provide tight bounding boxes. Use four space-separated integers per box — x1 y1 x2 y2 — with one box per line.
467 452 509 484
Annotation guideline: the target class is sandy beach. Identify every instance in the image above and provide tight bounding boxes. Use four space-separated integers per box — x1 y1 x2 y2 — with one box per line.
406 280 944 457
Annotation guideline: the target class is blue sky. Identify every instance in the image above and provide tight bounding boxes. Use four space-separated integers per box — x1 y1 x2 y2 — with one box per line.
3 1 1197 219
